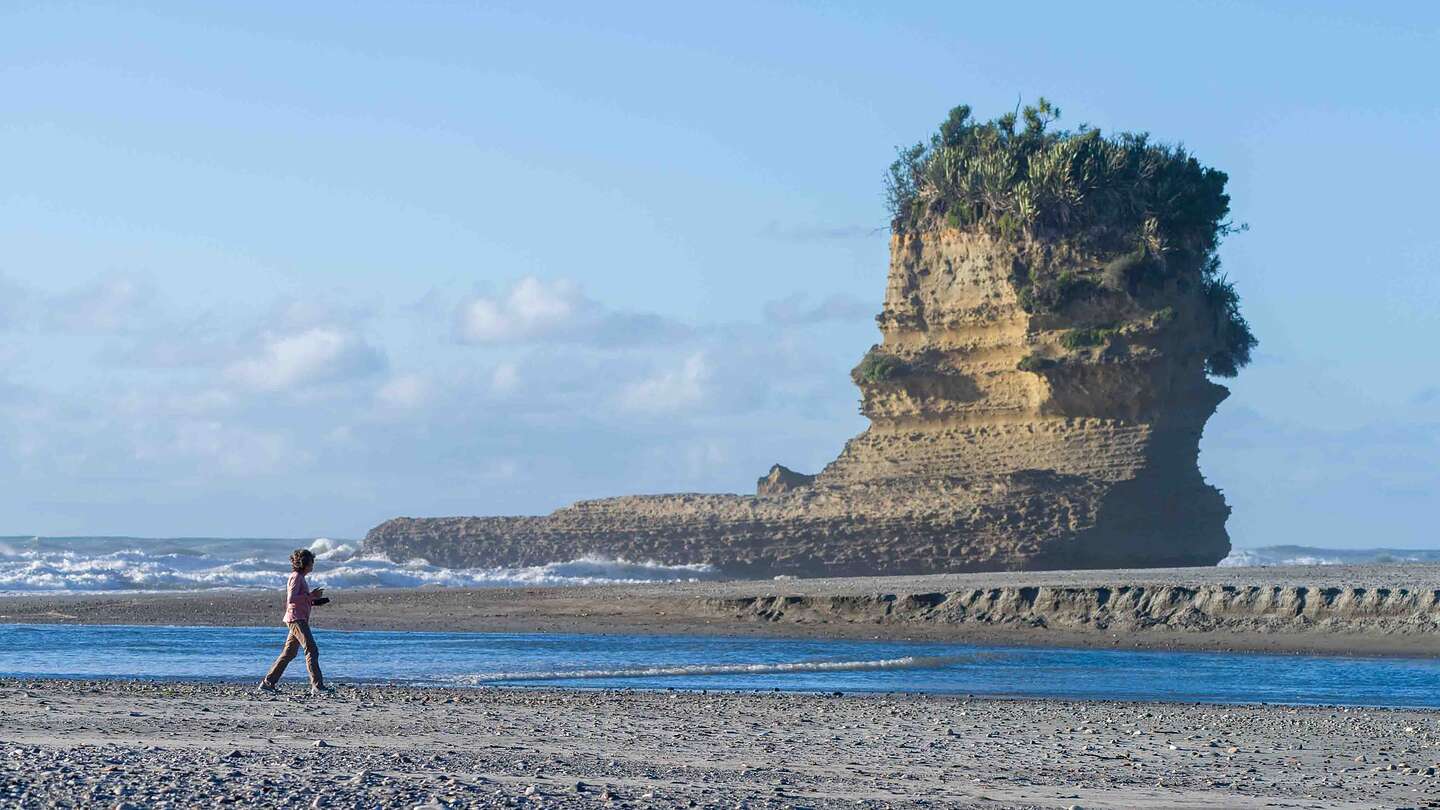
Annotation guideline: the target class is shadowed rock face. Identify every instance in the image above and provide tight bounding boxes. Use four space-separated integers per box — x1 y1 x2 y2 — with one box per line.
365 228 1232 576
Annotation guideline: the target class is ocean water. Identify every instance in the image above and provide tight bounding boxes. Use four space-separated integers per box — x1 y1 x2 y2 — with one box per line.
0 536 717 595
1218 545 1440 567
3 624 1440 708
3 536 1436 594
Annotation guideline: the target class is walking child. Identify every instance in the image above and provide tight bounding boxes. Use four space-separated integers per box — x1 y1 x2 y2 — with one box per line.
258 548 332 695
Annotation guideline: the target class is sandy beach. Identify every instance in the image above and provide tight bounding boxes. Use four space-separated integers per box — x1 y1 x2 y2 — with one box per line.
4 564 1440 657
4 678 1439 809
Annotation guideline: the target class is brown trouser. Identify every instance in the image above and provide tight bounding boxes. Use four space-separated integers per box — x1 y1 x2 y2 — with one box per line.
262 621 324 687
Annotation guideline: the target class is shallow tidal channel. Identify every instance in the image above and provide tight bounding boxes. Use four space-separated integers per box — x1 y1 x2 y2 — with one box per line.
3 623 1439 708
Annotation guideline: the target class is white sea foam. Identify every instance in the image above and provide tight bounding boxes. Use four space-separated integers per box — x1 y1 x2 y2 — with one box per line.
0 536 718 594
1219 546 1440 567
455 655 961 684
12 535 1431 593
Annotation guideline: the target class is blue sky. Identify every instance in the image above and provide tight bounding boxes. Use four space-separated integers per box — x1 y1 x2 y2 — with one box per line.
1 2 1436 546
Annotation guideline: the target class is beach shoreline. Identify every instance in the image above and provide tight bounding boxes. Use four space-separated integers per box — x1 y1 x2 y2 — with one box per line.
8 566 1440 807
4 563 1440 658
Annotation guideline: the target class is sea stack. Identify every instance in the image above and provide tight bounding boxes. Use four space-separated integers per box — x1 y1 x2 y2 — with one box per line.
365 101 1254 576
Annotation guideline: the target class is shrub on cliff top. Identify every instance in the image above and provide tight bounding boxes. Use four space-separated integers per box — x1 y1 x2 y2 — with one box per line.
884 99 1230 253
1200 274 1257 377
884 100 1256 377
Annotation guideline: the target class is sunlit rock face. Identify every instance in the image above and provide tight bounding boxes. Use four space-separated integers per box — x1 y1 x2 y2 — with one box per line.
366 227 1231 576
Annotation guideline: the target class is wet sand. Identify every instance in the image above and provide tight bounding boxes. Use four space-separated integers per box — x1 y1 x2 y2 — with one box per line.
3 678 1437 809
3 564 1440 657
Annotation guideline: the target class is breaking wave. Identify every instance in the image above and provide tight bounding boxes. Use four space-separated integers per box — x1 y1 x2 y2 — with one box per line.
455 655 962 684
0 536 718 594
1219 545 1440 568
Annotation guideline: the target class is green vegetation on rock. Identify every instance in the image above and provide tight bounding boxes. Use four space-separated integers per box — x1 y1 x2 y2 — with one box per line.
851 348 910 384
1060 325 1120 350
885 99 1256 377
1017 270 1103 313
1016 354 1058 373
1200 273 1257 377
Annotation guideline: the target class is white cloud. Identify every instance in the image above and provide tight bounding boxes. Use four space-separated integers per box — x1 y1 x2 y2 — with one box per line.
0 274 162 335
617 352 709 414
123 417 300 475
165 417 295 475
457 277 587 343
226 326 385 392
0 272 875 533
46 277 155 333
0 274 28 330
683 438 730 478
490 361 520 395
0 274 238 369
456 276 690 346
115 388 235 418
375 373 431 410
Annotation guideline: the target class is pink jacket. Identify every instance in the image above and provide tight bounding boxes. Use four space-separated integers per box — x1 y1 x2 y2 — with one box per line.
283 571 313 624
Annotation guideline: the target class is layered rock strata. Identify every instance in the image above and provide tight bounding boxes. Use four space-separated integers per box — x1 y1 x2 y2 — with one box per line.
366 228 1233 576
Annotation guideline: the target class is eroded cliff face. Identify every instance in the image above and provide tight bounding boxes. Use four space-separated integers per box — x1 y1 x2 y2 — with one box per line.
365 227 1232 576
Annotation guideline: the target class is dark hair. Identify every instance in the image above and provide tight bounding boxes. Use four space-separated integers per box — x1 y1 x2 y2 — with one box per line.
290 548 316 572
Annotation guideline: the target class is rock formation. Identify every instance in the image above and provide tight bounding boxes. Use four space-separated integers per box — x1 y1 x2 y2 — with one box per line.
756 465 816 496
367 100 1258 576
366 227 1236 577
